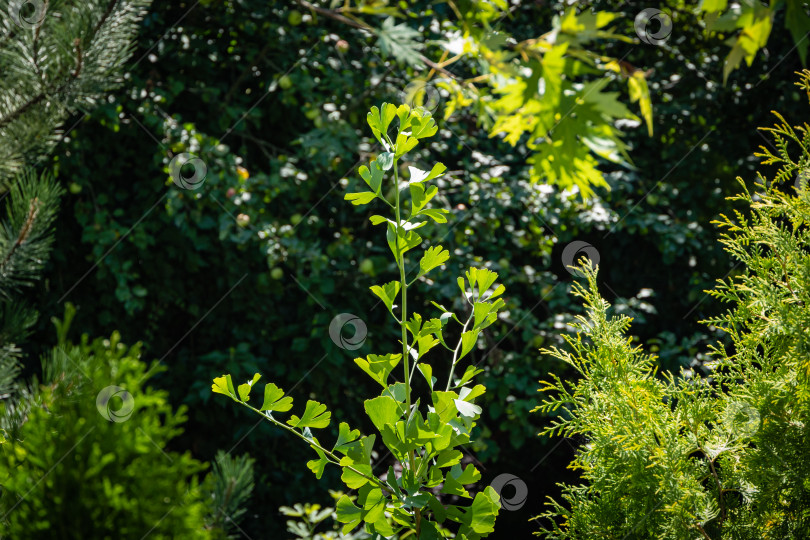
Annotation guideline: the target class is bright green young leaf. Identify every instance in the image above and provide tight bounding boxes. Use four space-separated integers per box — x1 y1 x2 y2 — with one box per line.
287 400 331 429
237 373 261 402
358 160 385 194
306 446 328 479
410 182 425 212
473 302 497 330
369 215 392 226
396 103 411 131
455 365 484 387
386 222 422 263
459 330 479 360
341 434 376 467
407 162 446 184
367 106 383 142
466 267 498 296
419 246 450 278
395 132 419 157
354 353 402 388
371 514 394 537
418 363 435 390
418 208 449 223
341 462 373 489
380 424 411 462
336 495 363 533
379 103 397 134
420 316 444 336
459 384 486 403
454 463 481 484
367 103 398 143
426 466 444 489
466 486 500 534
457 277 468 299
211 374 236 399
410 183 438 215
486 283 505 301
370 281 401 317
359 486 386 523
261 383 293 412
405 410 440 445
432 391 459 424
334 422 362 454
430 302 462 324
382 382 407 402
408 112 438 139
364 395 401 433
416 334 439 359
441 463 481 498
405 312 423 338
435 449 463 468
345 192 377 206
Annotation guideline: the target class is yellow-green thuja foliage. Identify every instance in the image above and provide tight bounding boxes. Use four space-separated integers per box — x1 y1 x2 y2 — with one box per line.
0 323 212 538
213 103 505 538
535 71 810 539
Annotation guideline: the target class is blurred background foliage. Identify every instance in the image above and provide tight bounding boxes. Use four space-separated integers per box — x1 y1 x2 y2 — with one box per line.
1 323 212 539
14 0 808 536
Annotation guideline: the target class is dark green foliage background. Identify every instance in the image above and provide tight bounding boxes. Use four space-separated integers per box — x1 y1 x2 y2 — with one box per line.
23 0 806 536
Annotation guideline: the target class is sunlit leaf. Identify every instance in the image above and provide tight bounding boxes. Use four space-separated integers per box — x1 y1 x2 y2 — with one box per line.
261 383 293 412
287 400 331 429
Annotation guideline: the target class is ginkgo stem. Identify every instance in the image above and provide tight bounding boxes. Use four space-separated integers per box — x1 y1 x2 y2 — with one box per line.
241 401 393 496
445 311 474 392
388 139 417 483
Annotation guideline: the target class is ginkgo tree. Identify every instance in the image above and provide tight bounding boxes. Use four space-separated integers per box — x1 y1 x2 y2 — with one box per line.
213 103 508 539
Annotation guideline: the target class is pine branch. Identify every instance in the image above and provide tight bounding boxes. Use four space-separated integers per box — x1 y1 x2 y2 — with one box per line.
0 0 154 182
0 196 40 277
0 170 62 298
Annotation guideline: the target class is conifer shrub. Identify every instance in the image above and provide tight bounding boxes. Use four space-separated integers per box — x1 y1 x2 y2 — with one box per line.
535 70 810 539
0 311 212 539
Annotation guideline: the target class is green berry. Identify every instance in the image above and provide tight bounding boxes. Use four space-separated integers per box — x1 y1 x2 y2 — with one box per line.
270 267 283 280
359 258 374 274
288 10 302 26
